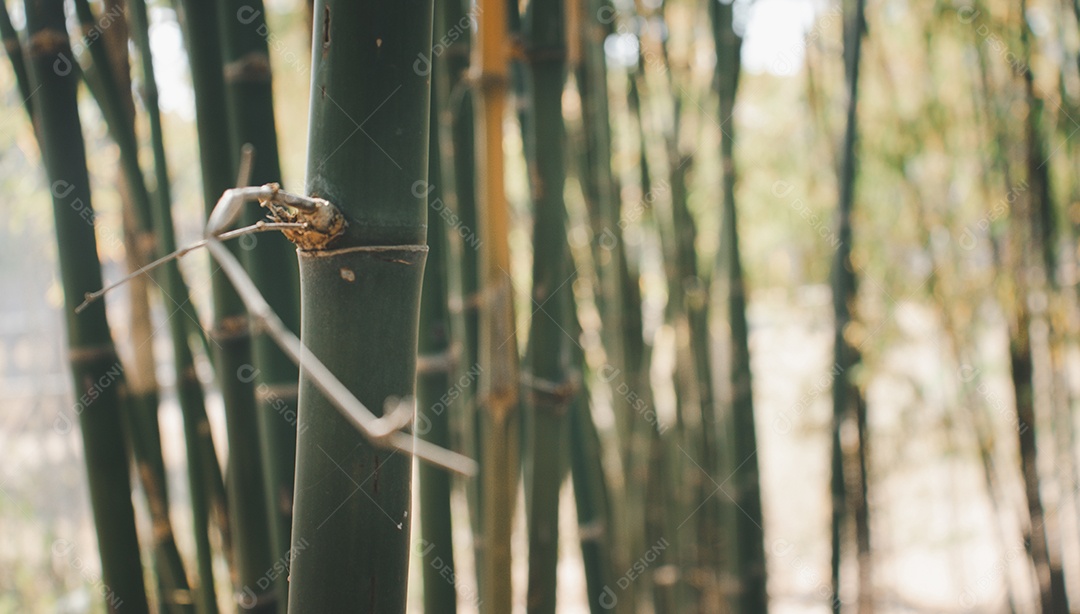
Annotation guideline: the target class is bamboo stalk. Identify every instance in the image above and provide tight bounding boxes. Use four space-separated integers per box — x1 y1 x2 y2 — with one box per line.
174 1 276 607
214 3 301 607
438 0 484 578
287 1 433 610
24 0 149 610
418 9 457 607
828 0 869 611
87 5 199 609
1009 2 1071 609
473 0 521 609
129 0 221 609
709 2 767 611
574 2 646 607
522 1 572 611
0 1 32 121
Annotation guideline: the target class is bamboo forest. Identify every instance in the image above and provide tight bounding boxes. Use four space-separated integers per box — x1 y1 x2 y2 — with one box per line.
5 0 1080 612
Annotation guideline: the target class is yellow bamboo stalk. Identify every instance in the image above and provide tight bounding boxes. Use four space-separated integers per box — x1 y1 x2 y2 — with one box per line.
473 0 520 610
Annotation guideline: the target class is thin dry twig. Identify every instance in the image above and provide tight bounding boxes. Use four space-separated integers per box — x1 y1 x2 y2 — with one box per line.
203 186 477 476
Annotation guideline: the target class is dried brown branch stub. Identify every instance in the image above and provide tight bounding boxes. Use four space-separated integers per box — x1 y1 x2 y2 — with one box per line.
258 183 347 251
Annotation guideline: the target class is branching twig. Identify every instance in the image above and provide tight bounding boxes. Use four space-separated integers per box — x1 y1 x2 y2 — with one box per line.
74 221 307 313
202 186 477 476
78 182 477 476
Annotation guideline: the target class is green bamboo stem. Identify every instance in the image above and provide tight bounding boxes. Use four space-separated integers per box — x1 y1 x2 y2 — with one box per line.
569 376 620 614
418 10 458 608
1010 3 1071 609
648 15 717 595
577 0 633 471
129 0 221 609
0 1 32 121
522 2 572 611
67 2 197 607
174 1 276 609
828 1 869 611
473 0 521 609
709 2 767 611
442 0 485 581
214 4 301 607
287 1 432 610
575 3 643 607
625 57 678 614
24 0 148 610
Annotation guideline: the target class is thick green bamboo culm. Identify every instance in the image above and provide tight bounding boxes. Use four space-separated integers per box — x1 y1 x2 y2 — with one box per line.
23 0 148 610
214 4 301 607
709 1 767 611
287 1 432 610
522 0 573 612
129 0 221 610
174 1 276 609
418 84 457 613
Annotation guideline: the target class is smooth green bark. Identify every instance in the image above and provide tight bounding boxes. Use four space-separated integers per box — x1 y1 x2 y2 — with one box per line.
25 0 148 610
129 0 221 609
215 4 301 608
174 1 276 609
288 1 432 610
417 11 457 609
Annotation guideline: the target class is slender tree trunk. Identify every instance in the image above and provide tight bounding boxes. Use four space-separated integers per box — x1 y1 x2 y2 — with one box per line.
215 4 301 608
709 2 767 610
286 1 433 610
522 2 573 612
129 1 221 609
473 0 521 609
174 1 275 608
0 1 33 121
1009 3 1071 609
431 0 484 581
829 0 870 612
417 9 457 609
25 1 149 610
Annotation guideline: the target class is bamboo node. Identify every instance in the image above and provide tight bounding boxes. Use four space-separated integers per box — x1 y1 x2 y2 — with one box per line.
416 346 459 374
67 343 119 364
211 314 251 341
27 29 68 58
223 51 272 83
520 371 580 409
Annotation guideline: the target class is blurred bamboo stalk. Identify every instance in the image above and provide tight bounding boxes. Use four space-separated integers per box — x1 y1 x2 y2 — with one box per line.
418 6 457 609
129 0 222 609
828 0 871 611
433 0 484 580
174 0 276 607
473 0 521 609
709 1 768 610
0 1 32 121
71 1 196 607
522 1 573 612
23 0 149 609
1009 1 1071 609
214 3 301 608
